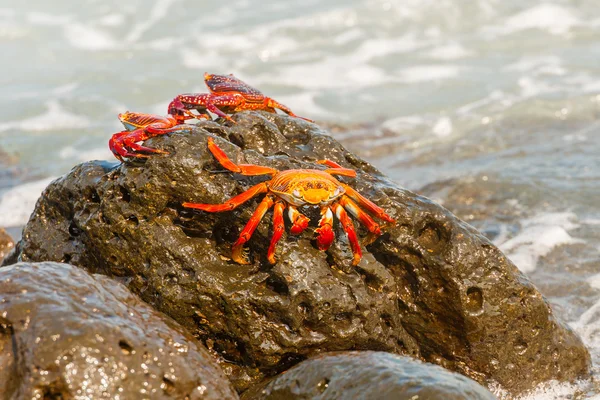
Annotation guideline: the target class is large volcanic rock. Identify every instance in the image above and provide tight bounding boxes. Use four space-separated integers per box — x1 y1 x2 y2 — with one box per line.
0 262 238 399
4 112 590 394
241 351 496 400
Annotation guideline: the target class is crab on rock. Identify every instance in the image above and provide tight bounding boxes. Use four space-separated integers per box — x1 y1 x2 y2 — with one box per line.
168 73 312 124
109 112 197 161
183 138 395 265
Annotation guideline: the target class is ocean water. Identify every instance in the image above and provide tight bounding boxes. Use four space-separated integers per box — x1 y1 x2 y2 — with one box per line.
1 0 599 398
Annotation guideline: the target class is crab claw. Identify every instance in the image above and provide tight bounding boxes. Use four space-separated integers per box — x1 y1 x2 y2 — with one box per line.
288 207 310 234
315 224 335 250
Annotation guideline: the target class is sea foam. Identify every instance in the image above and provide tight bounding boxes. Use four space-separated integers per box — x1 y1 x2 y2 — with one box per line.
496 212 583 273
0 177 56 228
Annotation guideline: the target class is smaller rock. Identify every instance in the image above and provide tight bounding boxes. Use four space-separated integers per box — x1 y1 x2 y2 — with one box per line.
241 351 497 400
0 228 13 262
0 262 238 400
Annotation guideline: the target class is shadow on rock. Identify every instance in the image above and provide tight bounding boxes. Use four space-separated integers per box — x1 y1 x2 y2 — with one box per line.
3 111 590 395
0 262 238 399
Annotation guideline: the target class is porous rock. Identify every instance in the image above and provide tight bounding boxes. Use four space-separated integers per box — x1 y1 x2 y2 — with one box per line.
4 112 590 394
0 228 13 262
0 262 238 399
241 351 497 400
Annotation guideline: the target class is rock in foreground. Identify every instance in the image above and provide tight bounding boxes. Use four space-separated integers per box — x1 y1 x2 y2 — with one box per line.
0 262 238 399
241 351 496 400
5 112 590 394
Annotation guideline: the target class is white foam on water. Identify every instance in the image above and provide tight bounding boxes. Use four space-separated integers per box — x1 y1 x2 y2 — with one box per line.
64 22 117 50
432 117 452 137
495 212 584 273
0 177 56 228
250 35 424 90
262 92 335 120
0 101 90 132
180 49 226 71
396 65 462 83
426 42 472 60
501 379 593 400
59 146 113 162
490 4 580 36
97 14 125 27
125 0 176 43
26 11 70 26
381 115 427 132
572 299 600 364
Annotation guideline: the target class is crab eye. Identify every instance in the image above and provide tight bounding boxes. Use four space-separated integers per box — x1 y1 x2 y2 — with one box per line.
293 189 301 198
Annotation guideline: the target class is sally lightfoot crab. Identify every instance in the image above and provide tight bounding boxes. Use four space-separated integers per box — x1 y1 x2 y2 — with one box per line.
183 138 395 265
168 73 313 124
109 112 198 161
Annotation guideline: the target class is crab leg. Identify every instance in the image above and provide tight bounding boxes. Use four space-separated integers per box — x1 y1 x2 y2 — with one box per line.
144 123 192 135
265 98 314 122
332 203 362 266
341 184 395 223
339 195 381 245
267 201 286 264
316 160 357 177
288 205 310 234
315 207 335 250
203 94 239 123
182 182 268 212
231 195 275 264
208 137 278 176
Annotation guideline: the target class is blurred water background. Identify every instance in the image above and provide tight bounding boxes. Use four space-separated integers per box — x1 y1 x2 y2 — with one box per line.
1 0 599 397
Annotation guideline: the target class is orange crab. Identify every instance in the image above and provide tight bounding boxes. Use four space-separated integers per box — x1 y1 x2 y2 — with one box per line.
183 138 395 265
168 73 313 124
109 112 199 161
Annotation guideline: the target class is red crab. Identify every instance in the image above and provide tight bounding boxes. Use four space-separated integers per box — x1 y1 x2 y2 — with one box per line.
168 73 312 124
183 138 395 265
109 112 198 161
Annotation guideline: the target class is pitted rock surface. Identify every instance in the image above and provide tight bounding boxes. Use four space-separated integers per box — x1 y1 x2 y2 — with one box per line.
241 351 496 400
4 112 590 394
0 262 238 400
0 228 13 263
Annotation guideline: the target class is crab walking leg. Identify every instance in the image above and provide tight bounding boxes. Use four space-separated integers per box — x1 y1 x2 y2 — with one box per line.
339 196 381 245
204 95 239 123
332 203 362 265
182 182 268 212
265 98 314 122
317 159 344 169
288 205 310 234
341 184 395 223
232 195 275 264
316 160 357 178
207 138 278 176
315 207 335 250
267 201 286 263
144 123 193 135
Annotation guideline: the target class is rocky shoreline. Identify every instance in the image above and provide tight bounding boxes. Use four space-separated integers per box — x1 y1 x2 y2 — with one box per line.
1 111 591 398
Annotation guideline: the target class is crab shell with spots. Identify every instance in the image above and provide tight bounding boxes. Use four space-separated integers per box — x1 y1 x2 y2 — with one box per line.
183 137 395 266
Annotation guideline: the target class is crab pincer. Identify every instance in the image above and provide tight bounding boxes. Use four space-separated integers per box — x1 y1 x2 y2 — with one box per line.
109 112 192 161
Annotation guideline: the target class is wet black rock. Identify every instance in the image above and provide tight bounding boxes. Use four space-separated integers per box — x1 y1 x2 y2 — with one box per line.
241 351 497 400
0 262 238 399
5 111 590 394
